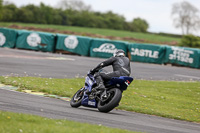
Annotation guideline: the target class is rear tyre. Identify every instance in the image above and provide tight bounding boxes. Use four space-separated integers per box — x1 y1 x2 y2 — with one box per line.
98 88 122 113
70 88 84 108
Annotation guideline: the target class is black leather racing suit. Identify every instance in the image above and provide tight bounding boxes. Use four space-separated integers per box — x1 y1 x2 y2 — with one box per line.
92 56 131 83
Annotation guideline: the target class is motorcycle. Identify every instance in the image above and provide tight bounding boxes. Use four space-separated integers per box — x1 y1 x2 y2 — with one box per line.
70 70 133 113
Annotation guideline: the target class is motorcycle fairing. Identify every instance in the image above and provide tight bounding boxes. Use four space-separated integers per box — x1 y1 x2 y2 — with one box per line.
108 76 133 91
81 95 97 108
81 74 97 108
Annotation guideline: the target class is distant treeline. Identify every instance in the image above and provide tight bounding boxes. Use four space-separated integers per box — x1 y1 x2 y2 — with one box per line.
0 2 149 32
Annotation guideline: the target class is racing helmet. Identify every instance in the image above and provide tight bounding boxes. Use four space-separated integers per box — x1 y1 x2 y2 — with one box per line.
113 49 125 57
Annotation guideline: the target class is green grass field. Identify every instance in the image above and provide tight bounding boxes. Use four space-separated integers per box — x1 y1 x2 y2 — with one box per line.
0 76 199 123
0 111 136 133
0 22 181 44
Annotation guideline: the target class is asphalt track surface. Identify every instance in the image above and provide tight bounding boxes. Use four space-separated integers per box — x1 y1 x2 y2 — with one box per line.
0 48 200 81
0 48 200 133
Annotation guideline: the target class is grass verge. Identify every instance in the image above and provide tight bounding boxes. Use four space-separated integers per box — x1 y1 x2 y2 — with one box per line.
0 111 136 133
0 76 199 123
0 22 180 44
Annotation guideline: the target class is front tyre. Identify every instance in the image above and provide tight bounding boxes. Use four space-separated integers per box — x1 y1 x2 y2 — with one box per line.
98 88 122 113
70 88 84 108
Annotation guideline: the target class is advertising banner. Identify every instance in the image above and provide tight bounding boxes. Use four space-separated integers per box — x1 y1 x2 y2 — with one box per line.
164 46 200 68
0 28 17 48
16 30 55 52
199 50 200 68
56 34 92 56
90 39 128 58
128 43 166 64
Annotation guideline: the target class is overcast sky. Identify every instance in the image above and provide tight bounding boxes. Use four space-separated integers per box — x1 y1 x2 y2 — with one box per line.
7 0 200 35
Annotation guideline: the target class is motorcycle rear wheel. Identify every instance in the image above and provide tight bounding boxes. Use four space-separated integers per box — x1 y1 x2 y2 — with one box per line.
70 88 84 108
98 88 122 113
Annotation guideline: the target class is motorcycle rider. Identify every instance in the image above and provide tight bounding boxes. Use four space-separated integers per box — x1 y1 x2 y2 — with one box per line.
89 49 131 92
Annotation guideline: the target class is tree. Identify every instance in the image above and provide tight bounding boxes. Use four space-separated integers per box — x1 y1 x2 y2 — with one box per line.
16 7 34 23
130 18 149 32
171 1 200 35
1 3 18 22
180 34 200 48
0 0 2 19
101 11 126 30
57 0 91 11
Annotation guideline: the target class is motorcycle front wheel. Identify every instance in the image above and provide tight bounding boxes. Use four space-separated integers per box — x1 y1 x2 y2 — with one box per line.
70 88 84 108
98 88 122 113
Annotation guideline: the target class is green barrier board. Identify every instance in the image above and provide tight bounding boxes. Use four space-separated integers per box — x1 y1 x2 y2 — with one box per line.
16 30 55 52
0 28 17 48
199 50 200 68
164 46 200 68
56 34 92 56
128 43 166 64
90 39 128 58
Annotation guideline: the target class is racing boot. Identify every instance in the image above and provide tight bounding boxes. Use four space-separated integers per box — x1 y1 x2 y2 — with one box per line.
94 81 105 91
85 89 91 95
85 81 105 95
94 75 105 91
